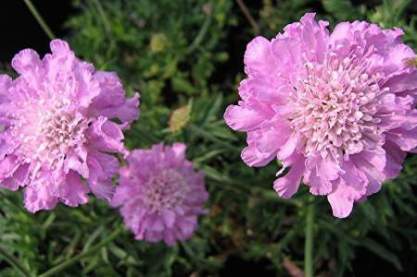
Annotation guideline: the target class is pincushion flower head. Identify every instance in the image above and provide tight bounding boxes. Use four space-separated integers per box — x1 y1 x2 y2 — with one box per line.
112 144 208 245
224 13 417 218
0 39 139 212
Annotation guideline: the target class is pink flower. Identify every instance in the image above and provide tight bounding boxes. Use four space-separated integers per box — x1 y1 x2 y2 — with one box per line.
224 13 417 218
112 144 208 245
0 39 139 212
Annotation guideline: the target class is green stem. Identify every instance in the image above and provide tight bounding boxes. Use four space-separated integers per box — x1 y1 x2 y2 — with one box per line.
38 226 123 277
235 0 260 34
186 11 212 54
304 202 315 277
0 246 32 277
23 0 56 40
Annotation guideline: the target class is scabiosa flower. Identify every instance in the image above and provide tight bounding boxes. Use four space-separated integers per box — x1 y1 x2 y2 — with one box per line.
112 144 208 245
224 13 417 218
0 39 139 212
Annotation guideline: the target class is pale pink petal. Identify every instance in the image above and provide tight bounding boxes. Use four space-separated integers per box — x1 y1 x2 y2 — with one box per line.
0 155 22 185
24 174 59 213
277 133 300 161
273 154 305 198
11 49 41 75
91 71 139 124
87 116 126 154
87 151 119 183
172 143 186 159
59 171 89 207
244 36 276 76
241 146 273 167
224 105 264 131
327 185 354 218
1 163 29 191
304 155 339 195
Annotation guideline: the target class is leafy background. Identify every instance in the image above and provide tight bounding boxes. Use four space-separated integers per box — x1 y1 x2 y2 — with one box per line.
1 0 417 276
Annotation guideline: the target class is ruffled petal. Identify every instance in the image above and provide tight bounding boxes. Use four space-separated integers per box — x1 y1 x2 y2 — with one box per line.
383 71 417 94
0 155 23 185
162 210 176 228
1 163 29 191
59 171 89 207
11 49 42 75
111 180 138 207
87 150 119 182
90 71 140 124
244 36 277 76
273 154 305 198
241 146 273 167
383 141 406 179
327 186 354 218
238 78 284 103
87 150 118 201
277 133 300 161
304 156 339 195
24 173 59 213
87 116 126 154
327 160 368 218
0 75 12 93
278 13 329 63
224 104 265 131
64 145 89 179
386 127 417 151
172 143 186 159
242 123 290 167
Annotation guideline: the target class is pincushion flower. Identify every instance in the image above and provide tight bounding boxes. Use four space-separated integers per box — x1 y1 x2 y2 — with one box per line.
224 13 417 218
0 39 139 212
112 144 208 245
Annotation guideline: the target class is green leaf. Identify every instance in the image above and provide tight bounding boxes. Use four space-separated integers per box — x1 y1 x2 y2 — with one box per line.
361 239 403 271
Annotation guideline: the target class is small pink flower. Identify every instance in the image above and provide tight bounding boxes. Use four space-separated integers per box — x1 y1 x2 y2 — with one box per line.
224 13 417 218
112 144 208 245
0 39 139 212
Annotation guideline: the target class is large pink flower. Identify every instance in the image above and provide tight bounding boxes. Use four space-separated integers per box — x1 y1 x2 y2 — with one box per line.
0 39 139 212
224 13 417 218
112 144 208 245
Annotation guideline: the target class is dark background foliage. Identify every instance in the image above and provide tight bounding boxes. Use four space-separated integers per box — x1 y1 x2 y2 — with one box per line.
1 0 417 276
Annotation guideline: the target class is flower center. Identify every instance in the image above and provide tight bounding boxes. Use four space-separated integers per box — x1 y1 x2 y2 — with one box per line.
143 169 189 213
11 99 88 168
40 112 86 157
288 56 386 159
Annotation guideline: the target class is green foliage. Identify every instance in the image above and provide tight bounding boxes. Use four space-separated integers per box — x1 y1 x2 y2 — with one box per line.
2 0 417 276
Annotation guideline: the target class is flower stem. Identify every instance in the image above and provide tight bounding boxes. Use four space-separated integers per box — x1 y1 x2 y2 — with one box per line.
186 9 212 54
38 226 124 277
0 246 32 277
304 202 315 277
23 0 56 40
235 0 260 34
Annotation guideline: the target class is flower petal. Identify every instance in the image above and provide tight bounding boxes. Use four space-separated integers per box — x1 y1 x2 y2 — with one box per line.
24 173 58 213
273 154 305 198
224 105 264 131
91 71 140 124
327 186 354 219
87 116 126 154
59 171 89 207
